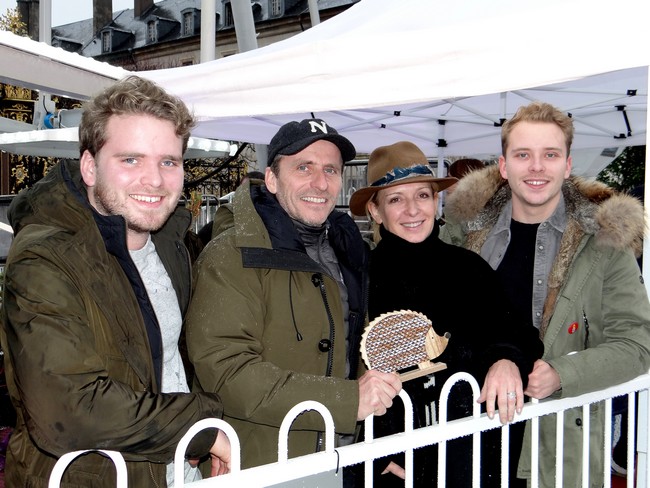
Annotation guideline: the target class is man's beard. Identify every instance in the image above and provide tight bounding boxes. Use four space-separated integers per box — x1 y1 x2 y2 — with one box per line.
93 181 176 233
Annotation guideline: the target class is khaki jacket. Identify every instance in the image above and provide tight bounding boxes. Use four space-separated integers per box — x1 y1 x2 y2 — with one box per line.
1 161 223 487
186 181 368 468
443 165 650 487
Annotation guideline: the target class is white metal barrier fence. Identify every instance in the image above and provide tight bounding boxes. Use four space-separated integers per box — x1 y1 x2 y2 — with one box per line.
49 371 650 488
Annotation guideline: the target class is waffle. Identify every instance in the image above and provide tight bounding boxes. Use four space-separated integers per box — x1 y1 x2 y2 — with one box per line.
360 310 450 381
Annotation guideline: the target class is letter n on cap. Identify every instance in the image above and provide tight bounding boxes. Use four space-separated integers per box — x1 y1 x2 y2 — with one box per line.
309 120 328 134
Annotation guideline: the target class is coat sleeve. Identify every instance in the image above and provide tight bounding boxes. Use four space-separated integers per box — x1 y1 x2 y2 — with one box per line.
186 239 360 435
547 248 650 397
1 249 223 462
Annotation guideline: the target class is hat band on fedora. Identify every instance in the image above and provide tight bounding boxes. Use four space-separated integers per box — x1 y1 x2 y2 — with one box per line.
371 164 435 187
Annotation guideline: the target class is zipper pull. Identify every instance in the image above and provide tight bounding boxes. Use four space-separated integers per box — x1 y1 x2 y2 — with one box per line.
311 274 321 287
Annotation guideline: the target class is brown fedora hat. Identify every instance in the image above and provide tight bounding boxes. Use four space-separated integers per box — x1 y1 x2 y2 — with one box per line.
348 141 457 216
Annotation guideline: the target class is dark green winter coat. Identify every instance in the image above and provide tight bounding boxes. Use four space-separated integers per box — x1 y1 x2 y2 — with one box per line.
186 180 368 468
0 160 223 487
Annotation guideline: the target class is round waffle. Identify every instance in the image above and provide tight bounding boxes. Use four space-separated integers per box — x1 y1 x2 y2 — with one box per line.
360 310 448 373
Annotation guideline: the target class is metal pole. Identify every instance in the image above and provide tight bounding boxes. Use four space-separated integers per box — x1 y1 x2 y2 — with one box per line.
307 0 321 26
230 0 267 167
436 120 446 218
231 0 258 53
200 0 217 62
34 0 54 130
638 64 650 488
39 0 51 44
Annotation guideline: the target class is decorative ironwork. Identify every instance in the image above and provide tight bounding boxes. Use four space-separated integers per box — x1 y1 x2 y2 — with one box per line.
8 156 57 194
1 82 37 126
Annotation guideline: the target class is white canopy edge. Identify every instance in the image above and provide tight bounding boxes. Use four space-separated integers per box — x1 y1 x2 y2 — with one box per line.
0 31 127 100
0 127 237 160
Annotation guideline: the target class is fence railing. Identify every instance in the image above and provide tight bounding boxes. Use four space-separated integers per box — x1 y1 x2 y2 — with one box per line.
49 371 650 488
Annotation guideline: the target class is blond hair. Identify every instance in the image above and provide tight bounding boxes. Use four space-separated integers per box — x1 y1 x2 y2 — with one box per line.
501 102 574 155
79 76 195 158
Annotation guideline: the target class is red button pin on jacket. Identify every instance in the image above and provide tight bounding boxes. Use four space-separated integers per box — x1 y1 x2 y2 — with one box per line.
568 322 579 334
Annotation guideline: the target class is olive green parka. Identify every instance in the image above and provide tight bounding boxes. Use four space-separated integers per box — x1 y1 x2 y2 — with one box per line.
186 181 369 469
0 160 223 487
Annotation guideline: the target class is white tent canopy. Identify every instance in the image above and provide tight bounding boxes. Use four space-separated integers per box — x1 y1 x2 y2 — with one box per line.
141 0 649 173
0 31 235 159
1 0 649 173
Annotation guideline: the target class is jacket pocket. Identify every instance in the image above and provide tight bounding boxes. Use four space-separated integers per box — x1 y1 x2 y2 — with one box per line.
27 463 114 488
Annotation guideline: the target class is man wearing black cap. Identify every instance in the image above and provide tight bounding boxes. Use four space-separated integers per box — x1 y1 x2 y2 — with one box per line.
186 119 402 473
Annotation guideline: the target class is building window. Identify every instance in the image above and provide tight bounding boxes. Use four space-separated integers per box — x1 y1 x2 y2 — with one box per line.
270 0 282 16
224 3 233 26
183 12 193 36
101 31 111 52
147 20 157 42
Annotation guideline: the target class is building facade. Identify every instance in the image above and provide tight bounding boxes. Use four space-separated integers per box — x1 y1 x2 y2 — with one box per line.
21 0 357 71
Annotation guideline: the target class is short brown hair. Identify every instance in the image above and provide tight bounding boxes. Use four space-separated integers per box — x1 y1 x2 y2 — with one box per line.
78 75 195 158
501 102 574 155
269 154 283 177
448 158 484 179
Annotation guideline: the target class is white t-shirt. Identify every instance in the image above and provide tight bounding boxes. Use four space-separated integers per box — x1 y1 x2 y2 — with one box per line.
130 237 201 486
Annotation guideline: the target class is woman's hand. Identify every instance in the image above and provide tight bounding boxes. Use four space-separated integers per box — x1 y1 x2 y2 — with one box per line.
478 359 523 424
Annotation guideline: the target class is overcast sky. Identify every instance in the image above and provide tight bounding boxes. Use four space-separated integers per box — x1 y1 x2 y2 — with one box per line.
1 0 139 27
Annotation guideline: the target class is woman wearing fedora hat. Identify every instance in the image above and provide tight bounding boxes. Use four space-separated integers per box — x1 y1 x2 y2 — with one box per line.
349 141 542 487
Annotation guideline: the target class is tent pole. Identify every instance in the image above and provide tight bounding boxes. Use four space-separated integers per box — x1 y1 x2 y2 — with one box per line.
308 0 321 26
230 0 267 167
231 0 258 53
639 64 650 488
437 120 446 218
200 0 217 62
39 0 51 45
33 0 53 130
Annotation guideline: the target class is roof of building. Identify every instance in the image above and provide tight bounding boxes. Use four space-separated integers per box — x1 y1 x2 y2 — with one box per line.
51 0 356 57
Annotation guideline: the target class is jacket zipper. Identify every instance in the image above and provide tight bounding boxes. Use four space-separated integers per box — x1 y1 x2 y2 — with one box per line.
312 273 336 377
582 309 590 349
312 272 336 454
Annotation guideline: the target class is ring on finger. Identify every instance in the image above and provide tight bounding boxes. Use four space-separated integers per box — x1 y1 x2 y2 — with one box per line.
507 391 516 400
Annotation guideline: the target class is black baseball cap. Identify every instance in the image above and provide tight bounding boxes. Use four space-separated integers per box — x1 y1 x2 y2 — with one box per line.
267 118 356 166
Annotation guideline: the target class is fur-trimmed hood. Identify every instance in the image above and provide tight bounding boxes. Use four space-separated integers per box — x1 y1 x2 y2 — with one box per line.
445 164 645 257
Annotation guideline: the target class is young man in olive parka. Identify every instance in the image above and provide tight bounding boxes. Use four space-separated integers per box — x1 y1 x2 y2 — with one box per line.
0 76 230 487
443 102 650 488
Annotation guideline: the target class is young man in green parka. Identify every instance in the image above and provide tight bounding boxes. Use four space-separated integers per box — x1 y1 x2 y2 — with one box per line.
442 101 650 487
0 76 230 487
186 119 402 474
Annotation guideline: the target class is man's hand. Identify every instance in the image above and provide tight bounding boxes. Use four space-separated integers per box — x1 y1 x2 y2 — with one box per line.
524 359 561 400
357 370 402 420
478 359 523 424
209 430 232 477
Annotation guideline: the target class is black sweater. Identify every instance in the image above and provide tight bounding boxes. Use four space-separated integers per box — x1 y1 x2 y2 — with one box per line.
369 224 542 384
367 224 543 487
